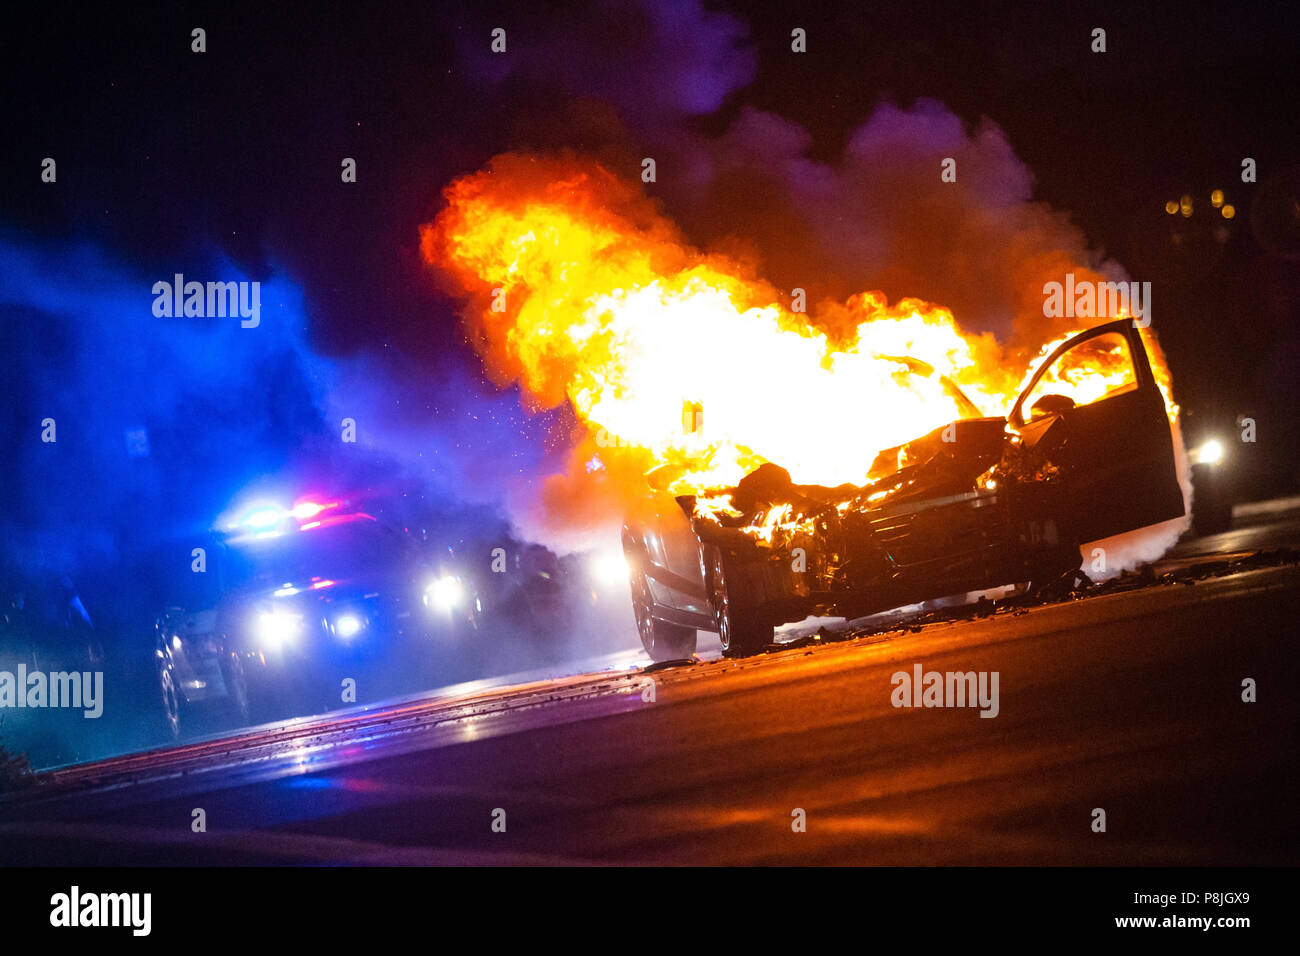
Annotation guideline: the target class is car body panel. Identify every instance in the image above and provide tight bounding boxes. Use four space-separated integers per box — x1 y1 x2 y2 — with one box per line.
1009 320 1183 542
165 608 226 702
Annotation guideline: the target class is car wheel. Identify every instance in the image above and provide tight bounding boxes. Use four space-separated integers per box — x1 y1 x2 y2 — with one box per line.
1025 544 1084 600
1193 501 1233 536
708 546 773 658
630 571 696 663
219 650 252 728
156 654 183 742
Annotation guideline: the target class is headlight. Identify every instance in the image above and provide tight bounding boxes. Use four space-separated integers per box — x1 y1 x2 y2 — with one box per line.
334 613 363 640
1191 438 1225 465
590 551 630 586
255 611 302 649
425 576 464 610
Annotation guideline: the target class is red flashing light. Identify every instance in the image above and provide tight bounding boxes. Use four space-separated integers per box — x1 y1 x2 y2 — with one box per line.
297 512 377 533
291 500 341 521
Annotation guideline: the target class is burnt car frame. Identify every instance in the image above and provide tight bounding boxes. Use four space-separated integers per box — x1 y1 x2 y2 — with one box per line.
622 319 1185 661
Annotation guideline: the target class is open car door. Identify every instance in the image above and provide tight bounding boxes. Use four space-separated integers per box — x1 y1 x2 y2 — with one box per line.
1010 318 1184 543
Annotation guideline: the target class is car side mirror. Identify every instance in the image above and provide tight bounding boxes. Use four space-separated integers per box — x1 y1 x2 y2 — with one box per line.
1029 394 1076 420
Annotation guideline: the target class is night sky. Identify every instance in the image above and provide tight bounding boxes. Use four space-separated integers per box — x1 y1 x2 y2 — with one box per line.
3 0 1299 574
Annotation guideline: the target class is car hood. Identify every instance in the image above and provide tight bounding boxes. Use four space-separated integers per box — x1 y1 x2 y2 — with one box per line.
698 416 1009 520
234 569 414 609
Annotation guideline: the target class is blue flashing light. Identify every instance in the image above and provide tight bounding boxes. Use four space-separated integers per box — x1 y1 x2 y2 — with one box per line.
241 505 286 530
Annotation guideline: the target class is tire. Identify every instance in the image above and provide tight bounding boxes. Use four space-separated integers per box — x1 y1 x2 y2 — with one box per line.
155 651 183 742
708 546 774 658
1193 501 1233 536
218 650 252 729
630 571 697 662
1025 543 1084 599
222 644 288 726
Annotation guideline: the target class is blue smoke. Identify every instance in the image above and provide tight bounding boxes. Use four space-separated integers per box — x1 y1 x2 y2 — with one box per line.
0 235 560 620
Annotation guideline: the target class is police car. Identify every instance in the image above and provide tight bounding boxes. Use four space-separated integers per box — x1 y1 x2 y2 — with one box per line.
152 498 477 739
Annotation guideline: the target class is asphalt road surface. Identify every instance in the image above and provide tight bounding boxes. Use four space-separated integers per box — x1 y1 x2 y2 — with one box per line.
2 505 1298 865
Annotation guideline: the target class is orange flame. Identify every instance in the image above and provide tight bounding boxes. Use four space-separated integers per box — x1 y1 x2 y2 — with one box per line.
423 154 1178 518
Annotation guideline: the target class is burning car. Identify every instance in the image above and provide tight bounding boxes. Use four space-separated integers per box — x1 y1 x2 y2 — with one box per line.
622 319 1185 660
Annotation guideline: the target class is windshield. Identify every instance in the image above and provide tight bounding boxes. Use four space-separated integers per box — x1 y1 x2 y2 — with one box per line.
879 355 985 420
1020 331 1138 420
225 520 406 590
